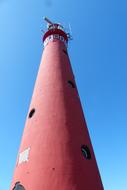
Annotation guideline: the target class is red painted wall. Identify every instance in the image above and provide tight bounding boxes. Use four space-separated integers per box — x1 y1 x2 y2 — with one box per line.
11 38 103 190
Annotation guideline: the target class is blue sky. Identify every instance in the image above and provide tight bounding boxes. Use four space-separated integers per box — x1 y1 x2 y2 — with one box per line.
0 0 127 189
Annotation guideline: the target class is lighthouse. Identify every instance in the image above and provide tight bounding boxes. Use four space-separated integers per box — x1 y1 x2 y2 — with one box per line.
11 18 103 190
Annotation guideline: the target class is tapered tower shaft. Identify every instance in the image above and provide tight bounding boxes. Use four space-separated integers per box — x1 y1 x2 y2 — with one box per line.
11 19 103 190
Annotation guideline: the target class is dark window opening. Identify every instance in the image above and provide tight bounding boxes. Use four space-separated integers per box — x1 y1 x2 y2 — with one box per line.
68 80 75 88
63 49 68 55
13 182 25 190
28 108 35 118
81 145 91 160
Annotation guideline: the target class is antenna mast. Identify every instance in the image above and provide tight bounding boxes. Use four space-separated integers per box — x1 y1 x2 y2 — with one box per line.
43 17 53 25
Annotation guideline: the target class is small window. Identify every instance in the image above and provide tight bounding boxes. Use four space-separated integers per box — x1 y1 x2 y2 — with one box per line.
54 34 59 39
60 36 64 42
49 35 53 40
28 108 35 118
81 145 91 160
13 182 25 190
68 80 75 88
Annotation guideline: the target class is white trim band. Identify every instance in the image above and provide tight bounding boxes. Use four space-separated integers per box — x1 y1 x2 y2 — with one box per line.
44 34 67 47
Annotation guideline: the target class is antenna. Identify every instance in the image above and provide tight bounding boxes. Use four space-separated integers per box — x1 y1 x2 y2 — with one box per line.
69 23 72 36
67 23 73 40
43 17 53 25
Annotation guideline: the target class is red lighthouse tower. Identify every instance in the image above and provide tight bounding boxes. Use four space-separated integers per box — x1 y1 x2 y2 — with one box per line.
11 18 103 190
